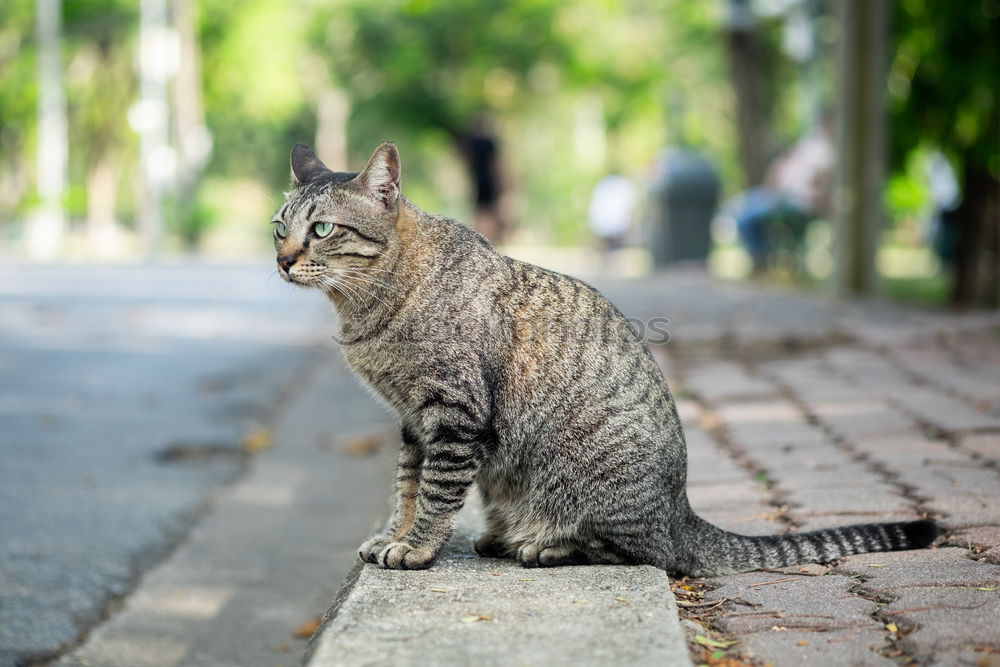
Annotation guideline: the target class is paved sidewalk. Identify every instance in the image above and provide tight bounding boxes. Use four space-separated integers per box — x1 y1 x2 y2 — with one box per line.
593 274 1000 666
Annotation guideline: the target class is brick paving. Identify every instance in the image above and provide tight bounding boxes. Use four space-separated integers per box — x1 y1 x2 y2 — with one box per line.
654 317 1000 665
593 275 1000 666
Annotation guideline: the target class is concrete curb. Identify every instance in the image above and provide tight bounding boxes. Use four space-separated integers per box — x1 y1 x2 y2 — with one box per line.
304 497 691 667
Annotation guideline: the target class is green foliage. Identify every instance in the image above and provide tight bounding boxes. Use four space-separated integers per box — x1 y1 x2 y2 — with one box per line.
0 0 38 218
889 0 999 179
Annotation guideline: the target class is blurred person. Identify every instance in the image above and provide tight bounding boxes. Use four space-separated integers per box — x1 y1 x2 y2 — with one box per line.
732 115 834 273
458 114 508 244
588 174 637 263
924 150 961 266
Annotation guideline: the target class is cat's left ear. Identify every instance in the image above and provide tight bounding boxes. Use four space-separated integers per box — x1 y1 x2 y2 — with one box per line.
356 142 401 209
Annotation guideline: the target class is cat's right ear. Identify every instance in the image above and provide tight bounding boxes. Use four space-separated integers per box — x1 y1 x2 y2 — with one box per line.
290 144 329 186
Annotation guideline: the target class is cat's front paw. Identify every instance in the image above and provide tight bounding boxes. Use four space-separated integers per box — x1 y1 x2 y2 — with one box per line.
376 541 436 570
358 535 391 564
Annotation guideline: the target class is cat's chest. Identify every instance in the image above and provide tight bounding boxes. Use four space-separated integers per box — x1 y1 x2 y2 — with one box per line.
340 340 424 410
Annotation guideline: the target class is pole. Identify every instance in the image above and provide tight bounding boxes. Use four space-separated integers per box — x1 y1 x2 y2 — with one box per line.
30 0 67 259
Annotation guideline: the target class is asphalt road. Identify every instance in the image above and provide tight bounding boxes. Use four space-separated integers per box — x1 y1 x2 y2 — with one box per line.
0 262 364 666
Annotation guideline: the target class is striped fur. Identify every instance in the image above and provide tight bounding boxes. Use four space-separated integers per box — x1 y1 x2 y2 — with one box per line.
274 143 939 575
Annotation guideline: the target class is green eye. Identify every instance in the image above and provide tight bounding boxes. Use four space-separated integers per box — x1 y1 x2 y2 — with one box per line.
313 221 335 238
273 221 287 239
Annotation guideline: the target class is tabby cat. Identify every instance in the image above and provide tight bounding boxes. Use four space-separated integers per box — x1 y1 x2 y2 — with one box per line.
273 142 937 576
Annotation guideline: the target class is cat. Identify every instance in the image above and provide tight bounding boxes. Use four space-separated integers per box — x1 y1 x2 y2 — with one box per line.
272 142 938 576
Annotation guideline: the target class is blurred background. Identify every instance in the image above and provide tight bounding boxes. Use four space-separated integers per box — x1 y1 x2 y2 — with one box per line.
1 0 997 305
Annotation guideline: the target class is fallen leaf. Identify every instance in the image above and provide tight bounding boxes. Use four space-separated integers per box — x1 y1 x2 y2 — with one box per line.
614 596 629 603
976 587 997 591
797 640 809 646
489 571 503 576
572 599 589 604
885 622 898 633
429 588 450 593
459 614 492 623
711 650 726 659
291 616 322 639
867 563 888 568
242 428 273 454
341 433 384 457
695 635 740 649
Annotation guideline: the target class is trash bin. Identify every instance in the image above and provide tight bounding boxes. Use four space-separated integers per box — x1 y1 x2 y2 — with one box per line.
649 150 720 267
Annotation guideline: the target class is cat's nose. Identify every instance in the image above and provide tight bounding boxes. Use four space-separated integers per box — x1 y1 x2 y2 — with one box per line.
278 252 300 272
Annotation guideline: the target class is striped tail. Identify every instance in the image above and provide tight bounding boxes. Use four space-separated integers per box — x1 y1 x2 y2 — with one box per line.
685 518 939 577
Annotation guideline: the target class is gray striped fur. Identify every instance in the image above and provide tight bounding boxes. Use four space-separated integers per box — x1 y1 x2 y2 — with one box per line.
273 143 938 575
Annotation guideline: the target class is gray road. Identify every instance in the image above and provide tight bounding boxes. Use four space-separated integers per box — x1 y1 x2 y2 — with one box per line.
0 263 391 666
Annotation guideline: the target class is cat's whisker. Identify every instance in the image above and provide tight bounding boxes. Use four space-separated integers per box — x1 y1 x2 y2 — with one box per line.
323 275 367 312
336 271 395 292
320 276 357 308
337 268 397 286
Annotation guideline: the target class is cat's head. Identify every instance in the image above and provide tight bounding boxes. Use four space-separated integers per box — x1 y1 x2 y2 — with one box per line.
271 142 401 288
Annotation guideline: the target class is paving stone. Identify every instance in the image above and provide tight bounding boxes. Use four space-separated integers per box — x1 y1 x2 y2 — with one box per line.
948 526 1000 552
925 494 1000 527
706 572 882 635
852 437 974 469
959 433 1000 464
757 454 865 476
886 586 1000 656
980 548 1000 565
835 548 1000 595
783 487 913 516
686 461 750 485
699 509 787 536
737 628 894 666
675 399 704 424
897 388 1000 433
822 413 921 441
715 401 804 427
893 465 1000 495
931 371 1000 405
773 464 886 491
722 423 828 451
687 481 769 512
793 512 922 534
681 362 779 403
684 427 722 456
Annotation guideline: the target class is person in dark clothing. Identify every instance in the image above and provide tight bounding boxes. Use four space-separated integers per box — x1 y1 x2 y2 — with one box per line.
459 114 507 243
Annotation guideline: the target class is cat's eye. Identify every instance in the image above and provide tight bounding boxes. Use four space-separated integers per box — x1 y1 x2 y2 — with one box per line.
313 221 335 238
273 222 288 239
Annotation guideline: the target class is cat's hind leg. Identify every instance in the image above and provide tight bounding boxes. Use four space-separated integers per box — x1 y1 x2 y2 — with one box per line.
473 489 514 558
517 543 589 567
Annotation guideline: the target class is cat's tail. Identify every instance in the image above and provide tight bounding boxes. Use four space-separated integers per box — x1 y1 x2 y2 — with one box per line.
680 516 939 577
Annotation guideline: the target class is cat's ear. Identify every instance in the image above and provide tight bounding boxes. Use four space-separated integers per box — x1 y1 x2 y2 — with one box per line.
290 144 329 186
355 142 401 209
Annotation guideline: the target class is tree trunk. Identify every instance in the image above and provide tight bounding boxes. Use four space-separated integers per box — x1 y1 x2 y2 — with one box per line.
833 0 888 297
725 0 768 189
952 159 1000 308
